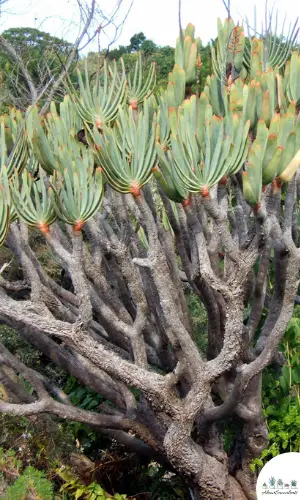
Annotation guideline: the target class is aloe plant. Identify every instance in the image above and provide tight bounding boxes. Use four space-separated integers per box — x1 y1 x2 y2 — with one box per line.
156 94 171 151
0 109 28 178
175 23 201 86
68 59 127 129
92 100 157 196
58 94 83 137
26 105 56 175
242 109 300 204
26 103 86 175
127 52 156 109
0 183 9 245
206 66 285 126
10 168 56 233
164 96 250 197
242 120 267 206
285 52 300 106
211 17 245 83
50 142 103 231
203 74 226 117
154 148 189 204
244 9 299 72
1 166 18 226
167 64 186 108
25 102 104 231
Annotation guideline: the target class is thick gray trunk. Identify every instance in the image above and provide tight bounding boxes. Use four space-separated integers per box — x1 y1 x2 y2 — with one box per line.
164 423 257 500
192 477 250 500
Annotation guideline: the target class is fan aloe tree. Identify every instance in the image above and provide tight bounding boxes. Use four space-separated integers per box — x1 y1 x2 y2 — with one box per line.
0 11 299 500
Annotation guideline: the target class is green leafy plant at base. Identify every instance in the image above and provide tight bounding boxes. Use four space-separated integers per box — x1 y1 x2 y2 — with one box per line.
1 466 54 500
185 290 208 353
138 461 187 499
62 376 110 455
56 466 130 500
250 311 300 472
0 448 53 500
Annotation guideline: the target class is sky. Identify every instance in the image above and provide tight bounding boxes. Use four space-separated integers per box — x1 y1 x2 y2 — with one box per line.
0 0 298 52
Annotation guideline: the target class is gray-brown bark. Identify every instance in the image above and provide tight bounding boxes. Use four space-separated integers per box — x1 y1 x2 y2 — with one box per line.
0 180 299 499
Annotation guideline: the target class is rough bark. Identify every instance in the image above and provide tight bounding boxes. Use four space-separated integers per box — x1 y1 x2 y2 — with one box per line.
0 182 299 500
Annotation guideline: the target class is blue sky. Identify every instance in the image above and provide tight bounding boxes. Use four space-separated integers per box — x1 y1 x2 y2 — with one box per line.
0 0 298 51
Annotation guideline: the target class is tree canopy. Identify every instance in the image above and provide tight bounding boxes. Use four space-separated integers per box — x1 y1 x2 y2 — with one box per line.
0 27 74 108
105 31 211 89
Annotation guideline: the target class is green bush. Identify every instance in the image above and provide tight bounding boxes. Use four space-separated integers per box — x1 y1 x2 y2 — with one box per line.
185 290 208 353
0 448 53 500
57 466 130 499
2 466 54 500
251 313 300 471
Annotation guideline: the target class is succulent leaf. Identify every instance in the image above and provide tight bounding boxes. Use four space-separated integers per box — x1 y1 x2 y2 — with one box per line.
50 162 103 229
92 100 157 196
127 53 156 109
10 168 56 232
211 18 245 84
167 98 250 195
68 59 127 128
175 24 201 85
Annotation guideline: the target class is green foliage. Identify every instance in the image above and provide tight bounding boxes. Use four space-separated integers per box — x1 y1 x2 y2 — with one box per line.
151 46 175 87
65 376 105 411
63 376 109 454
0 448 53 500
140 39 158 56
105 33 176 87
0 410 75 470
250 313 300 472
92 99 156 196
2 466 54 500
185 290 208 353
0 27 74 108
0 27 72 61
128 32 146 52
0 446 131 499
0 323 65 382
0 324 42 367
106 46 128 61
106 35 211 91
278 317 300 392
198 44 212 92
138 461 187 499
57 466 130 499
0 446 22 476
105 32 147 60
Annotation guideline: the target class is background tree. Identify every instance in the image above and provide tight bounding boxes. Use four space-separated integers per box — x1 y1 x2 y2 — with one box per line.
140 39 157 56
0 27 74 109
106 32 211 90
128 31 146 52
105 33 175 88
0 0 133 111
